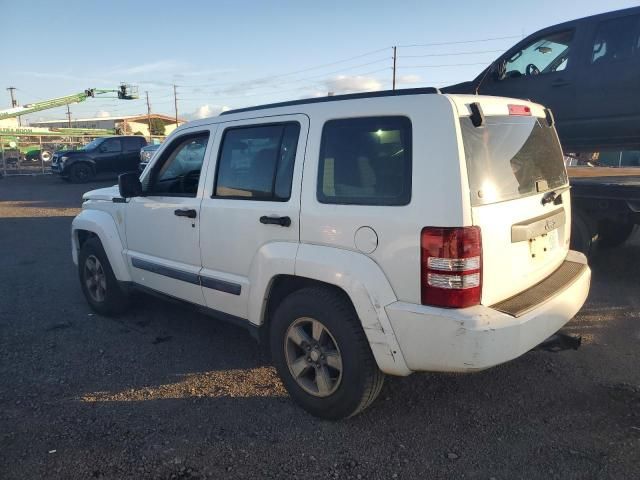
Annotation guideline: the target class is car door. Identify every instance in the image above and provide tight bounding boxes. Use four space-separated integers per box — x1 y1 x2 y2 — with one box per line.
479 28 578 126
198 115 308 320
94 138 122 174
121 137 144 172
576 13 640 149
124 127 215 305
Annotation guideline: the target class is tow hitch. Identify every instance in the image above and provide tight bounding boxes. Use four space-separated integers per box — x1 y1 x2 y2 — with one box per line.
534 332 582 352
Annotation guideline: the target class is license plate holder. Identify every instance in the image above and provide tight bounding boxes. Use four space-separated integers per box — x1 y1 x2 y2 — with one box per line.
529 228 558 261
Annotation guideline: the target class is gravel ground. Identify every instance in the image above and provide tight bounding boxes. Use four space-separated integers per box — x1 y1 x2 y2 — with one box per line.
1 175 639 479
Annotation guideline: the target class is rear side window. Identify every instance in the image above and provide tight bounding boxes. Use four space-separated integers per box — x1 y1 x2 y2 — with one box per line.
460 116 568 206
123 137 144 151
214 123 300 201
101 138 121 153
591 15 640 64
318 116 412 205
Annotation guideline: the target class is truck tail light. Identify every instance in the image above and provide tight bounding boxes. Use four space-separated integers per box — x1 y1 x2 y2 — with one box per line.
421 226 482 308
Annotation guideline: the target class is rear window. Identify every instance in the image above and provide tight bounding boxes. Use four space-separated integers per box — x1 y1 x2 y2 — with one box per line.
460 115 568 206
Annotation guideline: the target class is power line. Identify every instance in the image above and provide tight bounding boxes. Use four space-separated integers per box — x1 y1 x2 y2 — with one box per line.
181 57 391 96
399 49 505 58
397 62 489 68
179 46 392 88
177 66 391 103
397 35 521 48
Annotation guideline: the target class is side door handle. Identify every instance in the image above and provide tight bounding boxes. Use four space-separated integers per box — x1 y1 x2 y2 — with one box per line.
260 215 291 227
174 208 197 219
551 79 571 87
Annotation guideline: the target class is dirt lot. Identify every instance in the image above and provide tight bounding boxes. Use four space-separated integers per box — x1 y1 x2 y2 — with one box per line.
1 175 639 480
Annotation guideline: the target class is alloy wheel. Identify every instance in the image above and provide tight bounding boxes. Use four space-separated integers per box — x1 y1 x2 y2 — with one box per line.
284 317 343 397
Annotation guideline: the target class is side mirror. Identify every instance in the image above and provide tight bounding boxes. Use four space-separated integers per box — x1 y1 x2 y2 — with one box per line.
118 172 142 198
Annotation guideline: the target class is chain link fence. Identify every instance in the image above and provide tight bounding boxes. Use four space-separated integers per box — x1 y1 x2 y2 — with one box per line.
1 134 165 177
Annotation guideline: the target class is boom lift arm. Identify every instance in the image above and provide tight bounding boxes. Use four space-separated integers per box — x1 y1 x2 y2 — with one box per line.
0 84 138 120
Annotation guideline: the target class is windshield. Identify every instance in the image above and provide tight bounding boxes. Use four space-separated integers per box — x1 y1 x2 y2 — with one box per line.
460 115 568 206
82 138 104 150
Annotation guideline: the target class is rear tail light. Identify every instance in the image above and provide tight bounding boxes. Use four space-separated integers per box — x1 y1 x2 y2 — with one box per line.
421 226 482 308
508 104 531 116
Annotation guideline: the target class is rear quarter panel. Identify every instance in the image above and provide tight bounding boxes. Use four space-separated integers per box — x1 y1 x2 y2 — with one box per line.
299 94 470 304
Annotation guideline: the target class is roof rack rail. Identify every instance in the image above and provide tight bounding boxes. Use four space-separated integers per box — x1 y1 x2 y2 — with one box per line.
220 87 441 115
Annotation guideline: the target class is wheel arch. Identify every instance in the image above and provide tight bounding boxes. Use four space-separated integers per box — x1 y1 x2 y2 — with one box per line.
258 244 411 376
72 209 130 282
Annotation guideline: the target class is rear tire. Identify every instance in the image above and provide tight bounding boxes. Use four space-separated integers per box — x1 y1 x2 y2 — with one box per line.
270 287 384 420
571 210 597 257
69 162 94 183
598 221 635 248
78 237 130 316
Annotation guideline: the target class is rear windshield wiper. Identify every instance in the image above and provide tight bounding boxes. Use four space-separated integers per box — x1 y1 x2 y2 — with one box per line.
541 186 571 205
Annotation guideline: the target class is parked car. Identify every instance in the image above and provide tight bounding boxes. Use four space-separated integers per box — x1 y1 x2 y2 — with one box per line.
139 143 161 172
51 136 147 182
443 6 640 152
71 88 591 419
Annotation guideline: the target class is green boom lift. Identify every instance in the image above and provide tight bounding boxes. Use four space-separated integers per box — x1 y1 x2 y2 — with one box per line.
0 83 138 120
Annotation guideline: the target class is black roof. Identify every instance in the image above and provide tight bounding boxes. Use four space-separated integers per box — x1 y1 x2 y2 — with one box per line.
220 87 441 115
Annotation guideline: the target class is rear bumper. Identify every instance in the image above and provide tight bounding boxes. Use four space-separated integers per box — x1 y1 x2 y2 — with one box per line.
385 250 590 373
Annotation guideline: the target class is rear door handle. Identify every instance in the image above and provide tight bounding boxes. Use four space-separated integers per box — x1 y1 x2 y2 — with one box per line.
174 208 197 219
551 79 571 87
260 215 291 227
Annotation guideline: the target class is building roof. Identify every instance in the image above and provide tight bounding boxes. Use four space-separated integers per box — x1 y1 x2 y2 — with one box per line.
31 113 186 124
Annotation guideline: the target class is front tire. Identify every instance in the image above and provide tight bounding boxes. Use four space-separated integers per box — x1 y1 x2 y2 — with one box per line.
69 162 94 183
270 287 385 420
78 237 129 316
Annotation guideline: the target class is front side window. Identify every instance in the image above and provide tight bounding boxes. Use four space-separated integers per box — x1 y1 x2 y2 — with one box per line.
318 116 412 206
591 15 640 64
214 123 300 201
100 138 121 153
83 138 102 150
148 133 209 197
501 30 573 79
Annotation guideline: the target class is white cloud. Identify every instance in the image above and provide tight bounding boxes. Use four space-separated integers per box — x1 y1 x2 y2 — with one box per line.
397 74 422 84
187 104 230 120
324 75 382 95
95 110 111 118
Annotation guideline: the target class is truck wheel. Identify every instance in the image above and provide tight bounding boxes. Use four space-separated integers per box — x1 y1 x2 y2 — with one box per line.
270 287 385 420
69 163 94 183
599 221 635 248
78 237 130 316
571 210 596 257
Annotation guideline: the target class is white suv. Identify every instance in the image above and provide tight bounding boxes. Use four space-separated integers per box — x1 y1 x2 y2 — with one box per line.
71 88 591 419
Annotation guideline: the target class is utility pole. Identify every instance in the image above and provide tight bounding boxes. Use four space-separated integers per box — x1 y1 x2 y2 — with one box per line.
173 84 179 127
145 91 152 139
392 46 397 91
66 105 72 128
7 86 21 126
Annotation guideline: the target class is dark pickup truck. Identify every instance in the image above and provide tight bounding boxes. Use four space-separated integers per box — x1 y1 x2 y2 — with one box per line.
443 6 640 255
51 136 147 183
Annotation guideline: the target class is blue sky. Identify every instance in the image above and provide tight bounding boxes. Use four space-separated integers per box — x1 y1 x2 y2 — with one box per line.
1 0 637 123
